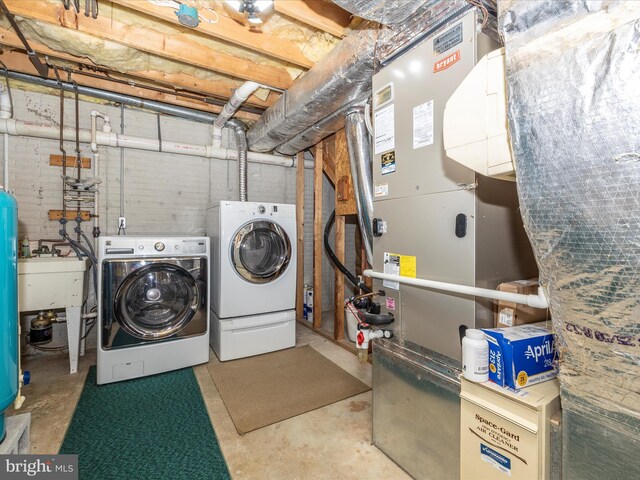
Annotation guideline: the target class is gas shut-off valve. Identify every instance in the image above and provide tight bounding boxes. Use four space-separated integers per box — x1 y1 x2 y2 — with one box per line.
356 324 393 363
346 292 395 363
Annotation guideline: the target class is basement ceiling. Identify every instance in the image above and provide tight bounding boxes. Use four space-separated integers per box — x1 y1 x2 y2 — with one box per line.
0 0 356 121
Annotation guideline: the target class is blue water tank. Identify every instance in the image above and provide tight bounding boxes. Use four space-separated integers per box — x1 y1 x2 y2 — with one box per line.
0 190 18 443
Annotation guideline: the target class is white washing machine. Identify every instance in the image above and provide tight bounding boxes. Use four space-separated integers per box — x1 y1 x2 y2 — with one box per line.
207 200 296 361
97 236 210 384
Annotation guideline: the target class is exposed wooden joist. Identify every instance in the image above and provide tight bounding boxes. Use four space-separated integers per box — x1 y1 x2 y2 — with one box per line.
0 50 261 121
274 0 351 38
109 0 314 69
296 152 305 322
334 213 345 340
313 142 324 330
3 0 293 89
0 27 275 110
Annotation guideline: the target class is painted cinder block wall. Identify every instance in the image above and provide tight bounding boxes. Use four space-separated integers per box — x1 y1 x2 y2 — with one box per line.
1 88 356 353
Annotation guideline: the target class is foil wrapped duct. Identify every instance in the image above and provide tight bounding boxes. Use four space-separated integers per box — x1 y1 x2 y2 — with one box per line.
248 2 499 155
331 0 435 26
247 27 378 153
500 1 640 478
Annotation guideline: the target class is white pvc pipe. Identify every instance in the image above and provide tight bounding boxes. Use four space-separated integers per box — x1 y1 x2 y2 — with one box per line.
1 82 11 190
0 117 313 169
3 133 8 191
212 81 260 148
364 269 549 309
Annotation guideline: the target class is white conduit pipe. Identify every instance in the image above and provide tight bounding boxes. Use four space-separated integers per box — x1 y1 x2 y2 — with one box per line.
212 81 260 148
0 118 313 169
364 270 550 309
1 82 12 190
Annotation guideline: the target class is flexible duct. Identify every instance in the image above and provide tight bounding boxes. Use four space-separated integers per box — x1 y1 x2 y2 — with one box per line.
344 108 373 265
212 81 260 149
227 119 248 202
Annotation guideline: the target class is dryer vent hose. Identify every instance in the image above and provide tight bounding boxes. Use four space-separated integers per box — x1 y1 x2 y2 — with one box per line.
324 210 372 294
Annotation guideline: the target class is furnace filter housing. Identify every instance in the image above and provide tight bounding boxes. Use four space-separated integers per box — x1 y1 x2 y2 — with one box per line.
0 190 18 443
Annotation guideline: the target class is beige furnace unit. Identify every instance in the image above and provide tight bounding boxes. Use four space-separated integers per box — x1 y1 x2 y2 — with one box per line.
460 378 561 480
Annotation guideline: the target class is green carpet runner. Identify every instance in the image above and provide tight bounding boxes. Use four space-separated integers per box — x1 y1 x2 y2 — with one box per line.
60 366 231 480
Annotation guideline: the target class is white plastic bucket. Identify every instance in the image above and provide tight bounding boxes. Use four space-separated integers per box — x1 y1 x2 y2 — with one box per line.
345 301 359 342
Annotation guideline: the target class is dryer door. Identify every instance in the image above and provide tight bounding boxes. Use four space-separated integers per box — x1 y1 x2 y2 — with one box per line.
114 263 199 340
231 220 291 284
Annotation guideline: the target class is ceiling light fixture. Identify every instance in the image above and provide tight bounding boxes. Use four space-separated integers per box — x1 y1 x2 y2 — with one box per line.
225 0 273 24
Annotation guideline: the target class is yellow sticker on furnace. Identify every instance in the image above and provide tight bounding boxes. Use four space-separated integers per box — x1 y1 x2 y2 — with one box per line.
399 255 416 278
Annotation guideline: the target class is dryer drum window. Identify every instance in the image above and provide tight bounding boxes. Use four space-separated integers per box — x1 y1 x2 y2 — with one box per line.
232 220 291 284
113 263 199 339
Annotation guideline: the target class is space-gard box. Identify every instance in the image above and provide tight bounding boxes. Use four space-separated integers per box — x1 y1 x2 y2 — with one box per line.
482 323 557 390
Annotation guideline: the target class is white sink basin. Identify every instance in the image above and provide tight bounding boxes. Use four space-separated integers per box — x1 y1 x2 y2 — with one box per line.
18 257 89 312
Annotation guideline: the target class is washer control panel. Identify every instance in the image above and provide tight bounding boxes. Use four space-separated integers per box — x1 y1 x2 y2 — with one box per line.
103 237 207 256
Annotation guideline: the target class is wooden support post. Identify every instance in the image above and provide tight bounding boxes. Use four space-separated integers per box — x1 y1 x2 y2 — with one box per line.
334 214 345 340
295 152 305 322
313 142 324 330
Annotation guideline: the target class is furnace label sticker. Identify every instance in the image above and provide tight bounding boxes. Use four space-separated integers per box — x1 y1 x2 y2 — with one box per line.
381 151 396 175
374 104 395 154
374 183 389 197
383 253 416 290
413 100 434 149
385 297 396 310
383 253 400 290
433 22 463 55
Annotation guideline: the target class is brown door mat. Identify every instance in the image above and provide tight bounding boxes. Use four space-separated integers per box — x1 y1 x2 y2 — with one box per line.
208 345 371 434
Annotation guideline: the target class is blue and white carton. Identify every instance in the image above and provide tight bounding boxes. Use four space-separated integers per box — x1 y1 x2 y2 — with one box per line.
481 323 557 390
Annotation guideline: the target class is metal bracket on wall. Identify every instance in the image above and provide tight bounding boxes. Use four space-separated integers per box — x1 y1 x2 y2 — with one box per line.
0 0 49 78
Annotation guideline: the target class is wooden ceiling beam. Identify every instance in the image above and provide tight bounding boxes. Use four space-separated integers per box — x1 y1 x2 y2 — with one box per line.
274 0 351 38
0 50 262 122
0 27 276 110
109 0 315 69
3 0 294 89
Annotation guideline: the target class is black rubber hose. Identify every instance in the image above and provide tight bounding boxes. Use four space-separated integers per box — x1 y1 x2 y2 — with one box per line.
324 210 372 294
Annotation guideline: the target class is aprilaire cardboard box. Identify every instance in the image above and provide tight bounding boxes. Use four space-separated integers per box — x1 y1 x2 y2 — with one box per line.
482 322 557 390
495 279 549 328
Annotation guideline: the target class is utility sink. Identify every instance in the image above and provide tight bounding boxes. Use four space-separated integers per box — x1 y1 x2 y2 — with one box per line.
18 257 89 312
18 257 90 375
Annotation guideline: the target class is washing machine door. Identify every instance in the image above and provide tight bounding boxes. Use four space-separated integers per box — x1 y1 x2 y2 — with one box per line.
114 263 199 340
231 220 291 284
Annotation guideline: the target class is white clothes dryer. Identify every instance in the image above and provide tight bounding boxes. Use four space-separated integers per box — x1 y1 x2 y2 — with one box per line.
207 201 296 361
97 236 210 384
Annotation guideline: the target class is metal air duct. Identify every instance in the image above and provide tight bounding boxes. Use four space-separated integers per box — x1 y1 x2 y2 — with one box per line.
247 27 378 153
344 107 373 265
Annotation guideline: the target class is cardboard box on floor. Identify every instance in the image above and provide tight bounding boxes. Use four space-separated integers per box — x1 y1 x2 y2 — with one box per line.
495 279 549 328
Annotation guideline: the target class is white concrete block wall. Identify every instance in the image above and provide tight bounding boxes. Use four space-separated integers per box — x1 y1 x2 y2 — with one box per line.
2 87 359 353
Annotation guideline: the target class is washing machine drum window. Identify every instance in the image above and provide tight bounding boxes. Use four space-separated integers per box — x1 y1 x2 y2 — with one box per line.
114 263 198 340
233 220 291 283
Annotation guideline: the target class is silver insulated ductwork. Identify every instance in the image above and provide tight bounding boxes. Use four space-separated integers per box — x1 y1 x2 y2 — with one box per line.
247 27 378 155
344 108 373 265
500 1 640 479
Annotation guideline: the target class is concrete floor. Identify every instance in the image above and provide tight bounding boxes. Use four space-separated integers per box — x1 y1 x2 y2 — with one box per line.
8 326 410 480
